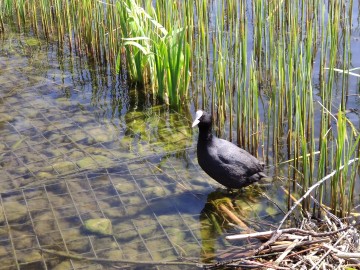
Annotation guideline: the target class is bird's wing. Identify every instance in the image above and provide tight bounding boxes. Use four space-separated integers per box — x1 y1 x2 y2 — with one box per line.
215 138 264 175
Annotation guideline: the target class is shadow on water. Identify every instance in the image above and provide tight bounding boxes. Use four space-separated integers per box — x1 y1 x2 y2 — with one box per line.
198 183 286 263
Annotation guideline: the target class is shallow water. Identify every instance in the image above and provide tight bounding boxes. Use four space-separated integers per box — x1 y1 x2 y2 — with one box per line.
0 4 360 270
0 32 289 270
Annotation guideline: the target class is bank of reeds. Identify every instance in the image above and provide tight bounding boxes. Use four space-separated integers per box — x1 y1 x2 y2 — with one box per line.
0 0 359 216
0 0 191 107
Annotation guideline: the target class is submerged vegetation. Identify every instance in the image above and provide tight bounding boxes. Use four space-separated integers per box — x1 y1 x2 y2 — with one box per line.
0 0 359 218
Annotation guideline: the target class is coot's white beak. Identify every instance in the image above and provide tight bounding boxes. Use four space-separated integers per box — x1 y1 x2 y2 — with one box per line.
192 110 203 127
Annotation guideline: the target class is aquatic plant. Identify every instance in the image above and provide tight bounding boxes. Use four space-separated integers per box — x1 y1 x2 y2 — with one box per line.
196 0 359 217
0 0 191 107
0 0 359 216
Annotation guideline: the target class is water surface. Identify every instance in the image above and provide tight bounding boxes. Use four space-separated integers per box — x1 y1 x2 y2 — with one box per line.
0 3 359 268
0 31 288 270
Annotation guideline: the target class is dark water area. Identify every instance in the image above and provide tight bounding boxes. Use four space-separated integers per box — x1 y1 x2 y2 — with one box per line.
0 4 359 270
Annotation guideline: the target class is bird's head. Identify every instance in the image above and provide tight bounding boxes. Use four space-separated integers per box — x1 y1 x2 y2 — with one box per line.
192 110 212 128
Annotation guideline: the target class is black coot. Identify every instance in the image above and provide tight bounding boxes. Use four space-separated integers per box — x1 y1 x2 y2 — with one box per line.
192 110 267 189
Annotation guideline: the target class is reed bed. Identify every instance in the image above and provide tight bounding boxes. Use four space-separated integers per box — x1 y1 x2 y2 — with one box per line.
193 0 359 217
222 207 360 269
0 0 191 106
0 0 359 216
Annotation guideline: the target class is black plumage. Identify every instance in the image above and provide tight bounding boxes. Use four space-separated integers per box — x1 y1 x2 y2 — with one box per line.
192 110 267 189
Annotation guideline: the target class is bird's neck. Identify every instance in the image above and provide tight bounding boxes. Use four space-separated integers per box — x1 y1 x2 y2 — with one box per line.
198 125 213 141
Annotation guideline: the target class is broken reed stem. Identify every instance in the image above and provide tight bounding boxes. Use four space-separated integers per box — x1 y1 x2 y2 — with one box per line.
260 239 327 254
309 230 351 270
255 158 358 254
322 244 360 259
274 238 300 265
218 204 250 230
278 158 359 230
280 186 297 203
226 225 353 241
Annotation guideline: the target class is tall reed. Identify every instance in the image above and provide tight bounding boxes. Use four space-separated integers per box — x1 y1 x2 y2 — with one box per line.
0 0 192 107
1 0 359 216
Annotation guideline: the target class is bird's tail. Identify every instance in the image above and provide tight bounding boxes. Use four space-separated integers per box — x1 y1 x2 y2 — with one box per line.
258 172 268 179
249 172 270 183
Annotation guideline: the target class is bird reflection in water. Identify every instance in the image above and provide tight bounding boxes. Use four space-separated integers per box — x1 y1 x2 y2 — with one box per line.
199 188 264 263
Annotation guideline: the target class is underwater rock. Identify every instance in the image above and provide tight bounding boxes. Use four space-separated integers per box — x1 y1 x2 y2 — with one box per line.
87 127 112 143
36 171 53 179
103 249 123 260
0 113 14 123
143 186 166 199
52 261 72 270
76 155 113 169
84 218 113 236
33 216 56 233
18 250 42 263
0 201 28 223
138 224 158 238
167 228 186 244
47 147 66 158
0 252 17 268
47 133 62 142
70 132 87 142
265 206 278 216
125 111 146 135
13 234 34 250
118 136 133 148
85 146 113 158
121 193 143 205
52 161 76 173
63 228 82 240
0 143 6 152
93 154 113 165
69 150 85 160
112 226 138 242
21 107 39 118
67 238 91 253
103 205 126 219
114 181 137 194
113 151 137 160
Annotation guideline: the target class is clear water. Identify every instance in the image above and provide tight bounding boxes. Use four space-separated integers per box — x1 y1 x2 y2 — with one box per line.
0 32 287 270
0 5 359 270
